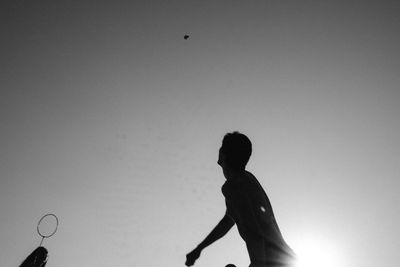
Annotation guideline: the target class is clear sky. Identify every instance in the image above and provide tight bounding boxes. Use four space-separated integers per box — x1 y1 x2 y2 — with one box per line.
1 1 399 266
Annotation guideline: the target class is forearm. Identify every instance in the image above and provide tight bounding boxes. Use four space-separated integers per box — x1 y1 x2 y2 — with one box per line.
197 214 235 250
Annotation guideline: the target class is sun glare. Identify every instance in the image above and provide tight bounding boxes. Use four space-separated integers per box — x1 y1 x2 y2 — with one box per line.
293 235 344 267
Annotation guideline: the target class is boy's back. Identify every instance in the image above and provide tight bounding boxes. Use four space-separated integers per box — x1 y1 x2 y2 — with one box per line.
222 171 295 266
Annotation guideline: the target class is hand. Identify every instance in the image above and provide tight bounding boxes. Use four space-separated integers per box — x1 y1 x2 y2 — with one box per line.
185 247 201 266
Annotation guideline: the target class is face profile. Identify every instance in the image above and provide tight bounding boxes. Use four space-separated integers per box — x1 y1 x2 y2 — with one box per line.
217 149 225 167
218 150 230 179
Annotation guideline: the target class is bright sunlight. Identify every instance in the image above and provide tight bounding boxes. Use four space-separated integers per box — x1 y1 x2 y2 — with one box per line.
292 234 345 267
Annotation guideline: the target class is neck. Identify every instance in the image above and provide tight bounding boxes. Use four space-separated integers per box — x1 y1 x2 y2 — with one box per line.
225 168 246 181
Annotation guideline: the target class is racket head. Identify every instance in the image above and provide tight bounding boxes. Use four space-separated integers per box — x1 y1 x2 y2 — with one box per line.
37 213 59 239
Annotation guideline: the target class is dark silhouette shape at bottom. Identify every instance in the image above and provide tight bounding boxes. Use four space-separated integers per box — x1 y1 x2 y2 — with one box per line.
19 246 48 267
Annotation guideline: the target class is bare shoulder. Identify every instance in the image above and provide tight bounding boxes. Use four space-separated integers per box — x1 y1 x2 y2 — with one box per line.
243 171 268 198
244 171 261 187
244 170 256 179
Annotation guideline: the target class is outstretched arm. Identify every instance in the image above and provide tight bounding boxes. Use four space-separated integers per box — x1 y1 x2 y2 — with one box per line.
185 214 235 266
196 213 235 251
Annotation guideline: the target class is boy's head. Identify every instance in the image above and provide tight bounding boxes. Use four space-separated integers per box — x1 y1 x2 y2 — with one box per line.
218 131 252 171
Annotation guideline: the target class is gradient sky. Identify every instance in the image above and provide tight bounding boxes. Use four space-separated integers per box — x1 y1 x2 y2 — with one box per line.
1 1 400 266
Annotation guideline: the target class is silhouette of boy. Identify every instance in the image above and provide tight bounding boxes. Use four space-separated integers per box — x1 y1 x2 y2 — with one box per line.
186 132 295 267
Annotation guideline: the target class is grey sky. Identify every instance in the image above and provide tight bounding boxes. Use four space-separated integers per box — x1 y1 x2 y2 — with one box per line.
1 1 400 267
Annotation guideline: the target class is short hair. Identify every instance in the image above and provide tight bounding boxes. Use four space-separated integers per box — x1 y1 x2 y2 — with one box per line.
220 131 252 170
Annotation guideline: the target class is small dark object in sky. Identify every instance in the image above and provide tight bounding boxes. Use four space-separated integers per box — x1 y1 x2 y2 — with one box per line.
184 35 189 40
